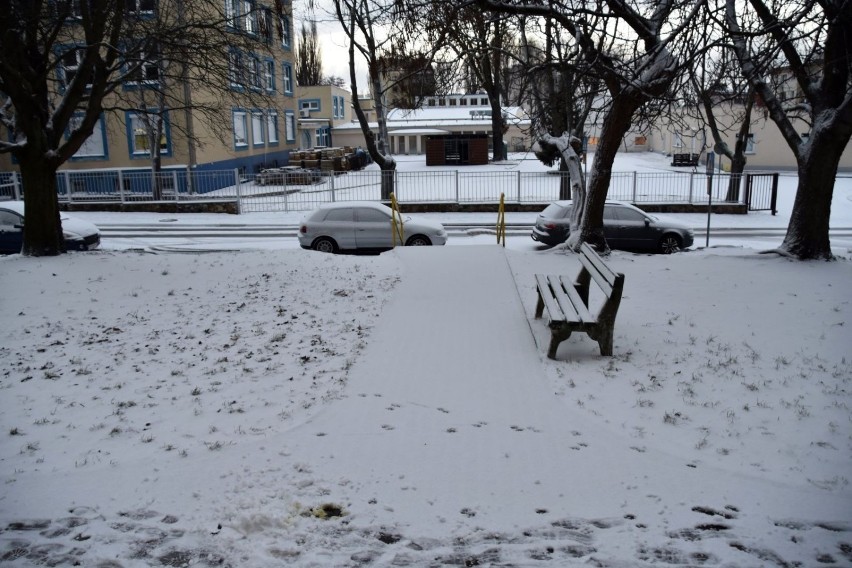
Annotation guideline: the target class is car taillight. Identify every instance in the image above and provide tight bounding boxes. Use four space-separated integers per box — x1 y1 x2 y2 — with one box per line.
544 223 556 229
300 225 307 233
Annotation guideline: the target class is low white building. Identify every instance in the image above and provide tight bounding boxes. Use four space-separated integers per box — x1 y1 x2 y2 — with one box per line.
331 95 532 156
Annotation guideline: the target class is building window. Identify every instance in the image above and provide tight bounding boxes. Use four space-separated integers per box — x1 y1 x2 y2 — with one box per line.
267 110 278 144
282 62 293 95
280 15 291 49
59 47 91 90
300 99 320 111
745 133 755 154
251 110 265 146
225 0 239 28
263 59 275 92
226 0 256 34
480 97 488 105
228 50 244 88
332 96 339 118
127 111 170 157
285 111 295 142
126 44 160 86
248 55 261 90
673 132 684 148
260 8 273 44
242 0 256 34
233 109 248 148
69 114 107 160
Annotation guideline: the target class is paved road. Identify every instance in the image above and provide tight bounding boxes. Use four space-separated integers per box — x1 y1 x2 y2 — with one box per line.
95 222 852 253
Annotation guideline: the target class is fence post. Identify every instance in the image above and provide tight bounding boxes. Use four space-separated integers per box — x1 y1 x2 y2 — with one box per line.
455 170 459 204
64 171 72 203
688 172 695 204
517 171 522 203
117 171 125 204
13 172 21 200
186 166 193 195
173 171 179 202
234 168 242 214
330 171 335 202
632 171 638 202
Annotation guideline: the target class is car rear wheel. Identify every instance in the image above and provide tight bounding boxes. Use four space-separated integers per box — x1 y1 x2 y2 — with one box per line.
312 237 338 253
659 234 682 254
406 235 432 246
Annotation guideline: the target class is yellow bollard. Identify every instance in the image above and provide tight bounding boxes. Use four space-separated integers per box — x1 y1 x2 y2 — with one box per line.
497 193 506 247
390 193 404 247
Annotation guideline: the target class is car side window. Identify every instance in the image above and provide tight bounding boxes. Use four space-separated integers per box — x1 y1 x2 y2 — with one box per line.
0 211 21 228
323 209 354 222
355 208 390 223
603 206 618 220
615 207 648 222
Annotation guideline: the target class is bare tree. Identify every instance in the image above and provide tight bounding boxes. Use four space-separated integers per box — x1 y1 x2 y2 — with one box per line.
520 15 599 199
331 0 446 199
429 4 513 161
0 0 287 255
296 19 324 86
724 0 852 260
479 0 702 252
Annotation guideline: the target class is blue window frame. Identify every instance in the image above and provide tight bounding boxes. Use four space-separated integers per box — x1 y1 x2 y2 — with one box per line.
263 58 275 92
267 110 279 146
232 108 249 150
251 109 265 147
228 49 245 90
125 110 172 159
226 0 257 34
68 113 108 161
282 62 293 95
248 54 262 90
284 111 296 143
280 15 291 49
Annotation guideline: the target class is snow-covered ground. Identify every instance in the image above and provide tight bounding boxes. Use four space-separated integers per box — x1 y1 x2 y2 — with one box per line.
1 152 851 567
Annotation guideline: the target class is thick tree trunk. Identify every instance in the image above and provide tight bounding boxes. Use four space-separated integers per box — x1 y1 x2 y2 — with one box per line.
577 96 640 253
20 150 64 256
781 144 841 260
725 153 746 202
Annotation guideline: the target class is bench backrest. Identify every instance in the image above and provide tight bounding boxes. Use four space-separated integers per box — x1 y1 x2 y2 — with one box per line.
578 242 623 298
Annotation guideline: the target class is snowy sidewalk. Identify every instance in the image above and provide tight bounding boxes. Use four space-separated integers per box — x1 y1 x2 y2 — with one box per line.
285 245 633 534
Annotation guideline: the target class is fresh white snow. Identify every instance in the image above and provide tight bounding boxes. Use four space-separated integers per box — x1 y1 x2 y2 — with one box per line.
1 152 851 567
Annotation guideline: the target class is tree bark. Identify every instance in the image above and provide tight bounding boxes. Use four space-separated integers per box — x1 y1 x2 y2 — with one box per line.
578 95 641 253
781 134 843 260
21 148 64 256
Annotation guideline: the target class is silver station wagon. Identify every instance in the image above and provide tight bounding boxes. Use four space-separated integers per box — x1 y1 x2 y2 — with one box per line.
298 201 448 253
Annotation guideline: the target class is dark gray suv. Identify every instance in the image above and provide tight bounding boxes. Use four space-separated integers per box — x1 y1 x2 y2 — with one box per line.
531 200 694 253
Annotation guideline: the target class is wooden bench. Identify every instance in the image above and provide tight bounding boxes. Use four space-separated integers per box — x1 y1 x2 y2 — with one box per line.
534 242 625 358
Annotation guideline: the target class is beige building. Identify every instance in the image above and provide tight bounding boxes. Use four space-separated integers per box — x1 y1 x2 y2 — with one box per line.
0 1 299 185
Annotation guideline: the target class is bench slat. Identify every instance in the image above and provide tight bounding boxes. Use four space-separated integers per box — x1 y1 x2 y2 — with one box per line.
535 274 566 321
555 275 595 322
580 242 619 284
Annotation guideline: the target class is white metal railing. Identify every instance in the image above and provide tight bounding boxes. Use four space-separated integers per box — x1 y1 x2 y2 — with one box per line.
1 168 765 213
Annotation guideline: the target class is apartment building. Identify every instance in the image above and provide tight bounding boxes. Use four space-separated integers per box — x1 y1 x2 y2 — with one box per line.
0 1 299 182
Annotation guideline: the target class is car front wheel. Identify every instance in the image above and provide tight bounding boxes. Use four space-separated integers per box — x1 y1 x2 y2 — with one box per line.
406 235 432 246
659 234 682 254
312 237 338 253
